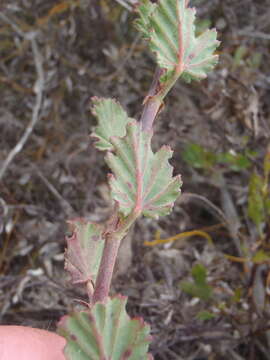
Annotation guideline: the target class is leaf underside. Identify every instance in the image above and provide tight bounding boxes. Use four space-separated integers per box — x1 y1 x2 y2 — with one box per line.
106 121 181 218
135 0 220 82
58 296 153 360
65 218 104 286
91 97 132 151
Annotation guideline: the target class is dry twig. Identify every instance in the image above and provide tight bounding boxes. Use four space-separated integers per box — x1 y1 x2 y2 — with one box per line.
238 29 270 40
32 165 74 216
0 14 45 181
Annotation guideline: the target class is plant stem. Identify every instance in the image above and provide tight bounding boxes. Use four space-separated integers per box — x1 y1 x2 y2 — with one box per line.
140 67 183 132
92 233 122 304
140 96 162 132
140 67 163 132
92 211 139 304
93 65 184 304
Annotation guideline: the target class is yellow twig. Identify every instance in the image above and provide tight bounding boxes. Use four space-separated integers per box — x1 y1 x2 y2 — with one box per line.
223 254 248 263
144 224 225 247
37 0 80 26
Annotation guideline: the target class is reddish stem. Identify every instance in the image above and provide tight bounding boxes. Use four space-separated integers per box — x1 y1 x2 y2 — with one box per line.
140 97 162 132
140 64 184 132
92 207 139 305
92 66 185 304
92 234 121 304
141 0 187 132
140 68 163 132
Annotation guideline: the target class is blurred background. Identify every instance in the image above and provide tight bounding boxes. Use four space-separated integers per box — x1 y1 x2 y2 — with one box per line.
0 0 270 359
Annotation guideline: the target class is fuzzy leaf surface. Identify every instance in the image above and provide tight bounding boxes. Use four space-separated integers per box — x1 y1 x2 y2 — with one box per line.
106 121 181 218
135 0 219 81
58 296 153 360
91 97 132 151
65 219 104 286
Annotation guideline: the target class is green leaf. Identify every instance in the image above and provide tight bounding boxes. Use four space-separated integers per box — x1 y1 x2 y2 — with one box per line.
247 52 263 69
191 263 207 285
233 46 247 68
58 296 152 360
252 249 270 264
248 173 265 227
106 121 182 218
181 263 213 301
91 97 132 151
181 281 212 301
231 287 243 303
196 310 216 321
65 219 104 288
217 152 251 171
135 0 156 38
183 144 251 172
135 0 219 82
182 143 216 169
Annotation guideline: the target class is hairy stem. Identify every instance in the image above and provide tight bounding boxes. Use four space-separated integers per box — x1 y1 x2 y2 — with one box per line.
140 67 163 132
93 66 184 305
92 211 139 304
92 65 184 303
140 96 162 132
92 233 122 304
140 68 183 132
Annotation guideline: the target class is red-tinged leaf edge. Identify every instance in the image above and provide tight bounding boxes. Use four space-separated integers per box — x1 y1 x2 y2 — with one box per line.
64 218 105 296
57 295 153 360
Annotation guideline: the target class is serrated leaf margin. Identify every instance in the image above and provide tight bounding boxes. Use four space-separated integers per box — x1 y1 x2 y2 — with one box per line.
64 218 105 287
106 121 182 218
135 0 220 82
58 295 153 360
91 97 132 151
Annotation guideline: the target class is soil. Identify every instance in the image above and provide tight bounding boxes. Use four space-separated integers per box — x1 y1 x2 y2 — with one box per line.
0 0 270 359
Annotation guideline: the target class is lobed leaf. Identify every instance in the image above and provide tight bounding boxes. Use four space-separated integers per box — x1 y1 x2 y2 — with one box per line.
58 296 153 360
91 97 132 151
135 0 156 38
65 218 104 288
135 0 220 82
106 121 181 218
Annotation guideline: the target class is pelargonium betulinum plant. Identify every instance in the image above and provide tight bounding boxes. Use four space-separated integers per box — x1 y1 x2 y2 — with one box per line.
57 0 220 358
